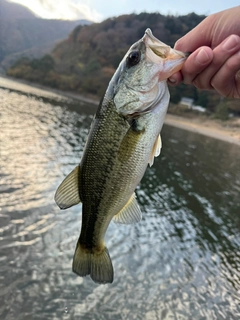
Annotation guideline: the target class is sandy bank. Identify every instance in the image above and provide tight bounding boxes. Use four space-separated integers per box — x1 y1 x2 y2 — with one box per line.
50 85 240 147
165 114 240 146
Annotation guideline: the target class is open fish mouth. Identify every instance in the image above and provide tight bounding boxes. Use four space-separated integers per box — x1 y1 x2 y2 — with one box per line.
112 28 189 118
55 28 189 284
143 28 188 77
143 28 187 60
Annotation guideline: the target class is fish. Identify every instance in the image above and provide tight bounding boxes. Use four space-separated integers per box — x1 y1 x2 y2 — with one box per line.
54 28 187 284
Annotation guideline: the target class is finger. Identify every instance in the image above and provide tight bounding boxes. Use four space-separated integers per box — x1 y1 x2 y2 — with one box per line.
174 15 214 52
193 35 240 90
211 50 240 99
174 8 240 52
181 47 213 85
168 47 213 86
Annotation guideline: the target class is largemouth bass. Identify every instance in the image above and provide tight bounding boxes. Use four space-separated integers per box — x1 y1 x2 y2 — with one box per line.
55 29 187 284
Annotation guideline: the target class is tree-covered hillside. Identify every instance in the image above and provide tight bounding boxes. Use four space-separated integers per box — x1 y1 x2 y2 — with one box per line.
0 0 90 73
7 12 239 114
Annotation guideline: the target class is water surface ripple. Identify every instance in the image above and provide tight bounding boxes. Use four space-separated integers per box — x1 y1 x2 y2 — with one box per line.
0 78 240 319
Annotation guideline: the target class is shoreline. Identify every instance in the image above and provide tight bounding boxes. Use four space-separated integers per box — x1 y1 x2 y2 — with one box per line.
1 75 239 146
0 74 100 106
165 114 240 146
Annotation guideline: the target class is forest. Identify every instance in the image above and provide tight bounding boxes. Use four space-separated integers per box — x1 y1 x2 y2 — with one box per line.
7 12 239 116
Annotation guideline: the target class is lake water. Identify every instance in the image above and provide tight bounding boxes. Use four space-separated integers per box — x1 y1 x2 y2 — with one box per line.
0 77 240 320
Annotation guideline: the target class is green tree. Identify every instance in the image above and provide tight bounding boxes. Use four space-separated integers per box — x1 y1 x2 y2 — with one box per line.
40 55 55 72
195 91 209 108
30 55 55 72
214 100 229 120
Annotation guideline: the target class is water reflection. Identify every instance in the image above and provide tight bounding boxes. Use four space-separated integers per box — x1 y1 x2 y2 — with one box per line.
0 78 240 319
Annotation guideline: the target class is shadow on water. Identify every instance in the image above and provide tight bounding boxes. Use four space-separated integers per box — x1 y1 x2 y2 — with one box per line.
0 77 240 319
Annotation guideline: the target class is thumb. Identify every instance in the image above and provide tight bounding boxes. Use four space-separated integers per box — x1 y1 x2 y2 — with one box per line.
174 18 213 52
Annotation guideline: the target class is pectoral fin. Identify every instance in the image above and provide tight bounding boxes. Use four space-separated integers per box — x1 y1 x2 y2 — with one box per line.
54 165 81 209
149 134 162 167
113 193 142 224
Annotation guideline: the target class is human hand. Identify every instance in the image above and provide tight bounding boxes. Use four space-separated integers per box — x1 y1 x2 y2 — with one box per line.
168 6 240 99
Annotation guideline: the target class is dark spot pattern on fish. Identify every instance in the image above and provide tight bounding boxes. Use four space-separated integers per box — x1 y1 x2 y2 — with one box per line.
79 100 129 248
54 29 188 283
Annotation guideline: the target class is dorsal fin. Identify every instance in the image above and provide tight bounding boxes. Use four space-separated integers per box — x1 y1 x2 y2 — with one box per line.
54 166 81 209
149 134 162 167
113 193 142 224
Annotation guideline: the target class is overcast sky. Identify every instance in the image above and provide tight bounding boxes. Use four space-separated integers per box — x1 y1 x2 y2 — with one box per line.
9 0 240 22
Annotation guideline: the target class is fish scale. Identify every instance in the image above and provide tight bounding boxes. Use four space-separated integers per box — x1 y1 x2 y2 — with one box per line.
79 102 129 244
54 28 187 283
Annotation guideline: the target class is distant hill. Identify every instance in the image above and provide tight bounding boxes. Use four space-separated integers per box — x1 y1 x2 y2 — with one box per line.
0 0 91 72
8 11 238 113
7 12 204 92
0 0 38 19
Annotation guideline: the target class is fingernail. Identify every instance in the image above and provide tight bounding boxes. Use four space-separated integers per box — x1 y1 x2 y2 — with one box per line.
168 77 176 83
222 35 239 51
196 48 211 65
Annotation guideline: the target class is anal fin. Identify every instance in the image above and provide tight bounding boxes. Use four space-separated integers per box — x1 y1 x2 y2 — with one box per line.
54 165 81 209
113 193 142 224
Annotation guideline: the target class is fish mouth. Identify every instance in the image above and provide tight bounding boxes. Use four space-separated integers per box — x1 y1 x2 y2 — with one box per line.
143 28 188 79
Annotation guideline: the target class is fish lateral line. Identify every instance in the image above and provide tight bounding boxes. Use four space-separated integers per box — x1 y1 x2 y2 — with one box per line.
55 28 188 284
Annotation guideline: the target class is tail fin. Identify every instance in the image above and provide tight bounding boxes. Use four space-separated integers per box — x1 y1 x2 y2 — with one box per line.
72 242 114 284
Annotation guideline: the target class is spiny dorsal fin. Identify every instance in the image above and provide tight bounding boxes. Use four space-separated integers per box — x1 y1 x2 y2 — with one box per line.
54 165 81 209
113 193 142 224
149 134 162 167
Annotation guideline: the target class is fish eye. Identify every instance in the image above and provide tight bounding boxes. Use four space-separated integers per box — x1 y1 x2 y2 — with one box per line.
127 51 141 67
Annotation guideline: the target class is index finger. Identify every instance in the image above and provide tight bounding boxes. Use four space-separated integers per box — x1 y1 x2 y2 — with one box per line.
174 16 214 52
168 46 213 86
181 47 213 84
